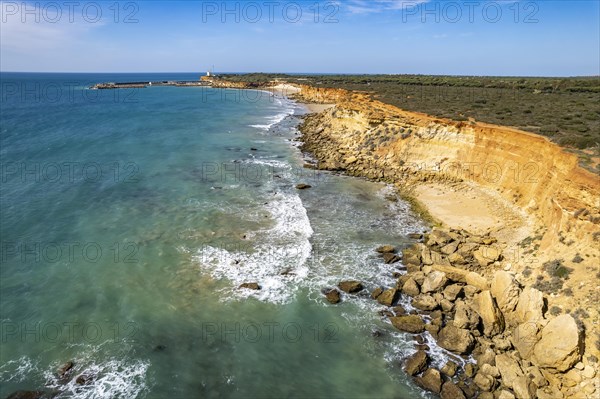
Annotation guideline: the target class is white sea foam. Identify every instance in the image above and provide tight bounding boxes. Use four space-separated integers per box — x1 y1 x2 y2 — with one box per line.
194 190 313 304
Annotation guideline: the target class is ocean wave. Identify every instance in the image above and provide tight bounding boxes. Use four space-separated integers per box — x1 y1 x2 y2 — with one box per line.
194 191 313 304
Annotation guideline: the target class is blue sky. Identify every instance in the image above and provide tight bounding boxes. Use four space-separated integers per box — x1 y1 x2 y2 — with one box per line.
1 0 599 76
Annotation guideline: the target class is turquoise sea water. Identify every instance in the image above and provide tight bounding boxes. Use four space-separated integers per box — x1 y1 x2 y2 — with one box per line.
0 73 435 398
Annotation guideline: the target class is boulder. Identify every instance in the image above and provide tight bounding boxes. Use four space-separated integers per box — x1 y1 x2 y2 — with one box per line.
412 294 438 311
404 350 428 376
480 364 500 378
421 246 433 265
402 246 421 265
437 325 475 354
376 245 396 253
498 390 516 399
473 290 505 337
440 299 454 312
458 242 479 256
390 315 426 333
239 282 261 290
465 272 490 292
443 284 463 301
513 376 536 399
474 372 496 391
473 245 502 267
490 271 521 314
338 280 364 294
401 278 420 297
440 242 459 255
496 353 524 390
324 289 341 304
512 322 539 359
454 301 480 330
448 252 466 265
532 314 581 371
515 287 544 324
441 361 458 377
383 253 401 264
432 264 469 283
376 288 398 306
421 271 448 293
440 382 466 399
427 228 453 246
371 287 384 299
415 368 442 394
465 363 477 378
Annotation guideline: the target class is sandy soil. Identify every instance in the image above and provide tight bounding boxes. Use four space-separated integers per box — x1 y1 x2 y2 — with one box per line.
414 182 533 266
302 103 335 114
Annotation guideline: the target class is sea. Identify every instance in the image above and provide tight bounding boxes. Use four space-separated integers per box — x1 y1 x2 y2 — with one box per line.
0 73 439 398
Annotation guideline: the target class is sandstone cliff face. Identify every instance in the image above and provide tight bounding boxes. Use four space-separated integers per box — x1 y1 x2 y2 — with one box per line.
294 84 600 256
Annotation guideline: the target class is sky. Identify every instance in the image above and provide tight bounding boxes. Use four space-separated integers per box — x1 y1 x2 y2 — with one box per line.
1 0 599 76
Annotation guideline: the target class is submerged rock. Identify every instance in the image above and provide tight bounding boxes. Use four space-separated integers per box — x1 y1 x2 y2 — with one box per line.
239 282 261 290
57 361 74 378
295 183 312 190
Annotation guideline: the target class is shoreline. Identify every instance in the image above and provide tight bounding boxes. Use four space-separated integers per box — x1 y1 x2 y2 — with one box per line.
280 83 599 398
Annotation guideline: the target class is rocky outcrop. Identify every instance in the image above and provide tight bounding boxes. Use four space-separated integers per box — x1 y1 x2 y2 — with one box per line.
369 227 588 398
338 281 364 294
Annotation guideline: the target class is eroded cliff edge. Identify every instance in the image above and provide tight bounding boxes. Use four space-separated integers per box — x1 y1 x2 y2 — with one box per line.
289 84 599 398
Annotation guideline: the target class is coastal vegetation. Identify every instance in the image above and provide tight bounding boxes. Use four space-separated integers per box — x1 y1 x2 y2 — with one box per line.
223 73 600 172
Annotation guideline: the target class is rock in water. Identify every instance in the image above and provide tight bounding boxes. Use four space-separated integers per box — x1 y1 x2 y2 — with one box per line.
404 350 428 376
239 282 261 290
324 289 341 304
371 287 384 299
338 280 364 293
57 361 74 378
415 368 442 394
376 288 398 306
295 183 312 190
389 315 426 333
532 314 582 371
376 245 396 254
436 325 475 354
382 252 401 264
401 278 420 297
